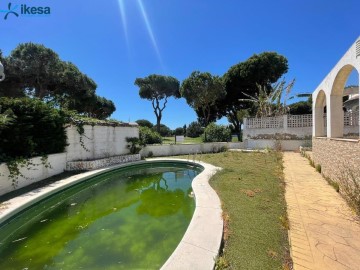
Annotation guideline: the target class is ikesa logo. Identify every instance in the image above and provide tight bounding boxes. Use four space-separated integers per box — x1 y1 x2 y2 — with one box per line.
0 3 51 20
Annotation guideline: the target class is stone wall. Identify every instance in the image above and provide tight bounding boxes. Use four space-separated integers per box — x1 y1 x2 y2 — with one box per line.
66 154 141 171
312 137 360 181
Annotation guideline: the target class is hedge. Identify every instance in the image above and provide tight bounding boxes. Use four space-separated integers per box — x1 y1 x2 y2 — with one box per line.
0 97 67 162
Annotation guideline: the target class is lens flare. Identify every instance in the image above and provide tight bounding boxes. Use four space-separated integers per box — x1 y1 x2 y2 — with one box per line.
116 0 165 71
117 0 129 47
136 0 161 59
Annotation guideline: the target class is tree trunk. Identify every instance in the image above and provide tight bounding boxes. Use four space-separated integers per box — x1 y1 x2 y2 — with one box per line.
228 108 241 141
156 117 161 133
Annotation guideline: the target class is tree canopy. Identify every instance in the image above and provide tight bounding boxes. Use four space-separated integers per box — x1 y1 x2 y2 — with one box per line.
135 119 154 128
220 52 288 139
135 74 180 132
0 97 67 161
0 43 116 119
288 96 312 115
181 71 225 126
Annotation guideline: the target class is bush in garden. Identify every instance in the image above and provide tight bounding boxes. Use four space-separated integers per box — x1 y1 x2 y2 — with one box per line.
186 121 203 137
139 126 162 145
202 123 232 142
174 127 184 136
152 124 171 137
0 97 67 162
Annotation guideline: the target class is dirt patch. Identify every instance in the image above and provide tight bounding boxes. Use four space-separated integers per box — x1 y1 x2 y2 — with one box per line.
241 188 262 197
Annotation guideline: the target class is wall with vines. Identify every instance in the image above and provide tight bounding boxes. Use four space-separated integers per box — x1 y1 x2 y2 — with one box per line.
66 124 139 161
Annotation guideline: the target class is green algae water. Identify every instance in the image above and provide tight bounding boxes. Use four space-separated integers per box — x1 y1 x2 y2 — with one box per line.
0 162 201 270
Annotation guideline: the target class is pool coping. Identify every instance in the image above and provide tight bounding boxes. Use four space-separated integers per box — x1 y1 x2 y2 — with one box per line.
154 159 223 270
0 158 223 270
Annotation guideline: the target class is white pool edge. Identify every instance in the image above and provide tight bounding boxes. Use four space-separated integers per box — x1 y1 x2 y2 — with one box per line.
154 158 223 270
0 158 224 270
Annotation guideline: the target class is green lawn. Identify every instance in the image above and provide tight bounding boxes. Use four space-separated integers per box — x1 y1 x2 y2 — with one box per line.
162 136 203 144
173 151 290 269
162 136 240 144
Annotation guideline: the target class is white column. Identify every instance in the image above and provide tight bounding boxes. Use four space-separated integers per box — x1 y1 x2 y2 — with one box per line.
328 95 344 138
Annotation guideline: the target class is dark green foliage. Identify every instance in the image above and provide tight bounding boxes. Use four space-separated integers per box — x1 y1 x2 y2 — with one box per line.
288 95 312 115
84 95 116 120
0 43 62 99
181 71 225 126
221 52 288 139
152 124 171 137
0 43 116 119
135 119 153 128
174 127 184 136
203 123 232 142
288 101 312 115
0 97 67 162
186 121 203 138
135 74 180 132
126 137 142 154
139 126 162 145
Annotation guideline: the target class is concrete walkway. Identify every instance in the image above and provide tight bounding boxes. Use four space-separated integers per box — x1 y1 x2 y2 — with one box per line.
283 152 360 270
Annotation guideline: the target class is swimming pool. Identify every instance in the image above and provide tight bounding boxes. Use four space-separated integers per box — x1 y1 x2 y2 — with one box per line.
0 162 203 269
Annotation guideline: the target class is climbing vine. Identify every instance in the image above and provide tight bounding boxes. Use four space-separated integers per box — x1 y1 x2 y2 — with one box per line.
2 155 51 188
74 121 91 153
66 112 127 153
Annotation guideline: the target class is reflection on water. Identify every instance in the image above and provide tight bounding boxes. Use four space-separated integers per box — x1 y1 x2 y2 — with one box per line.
0 163 201 270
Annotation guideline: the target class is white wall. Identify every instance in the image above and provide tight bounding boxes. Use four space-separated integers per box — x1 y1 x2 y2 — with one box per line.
0 124 139 196
0 153 67 196
243 127 312 140
140 142 244 157
244 139 309 151
66 125 138 161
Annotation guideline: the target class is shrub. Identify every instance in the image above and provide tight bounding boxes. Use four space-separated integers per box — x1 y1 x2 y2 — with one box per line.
186 121 203 137
202 123 232 142
147 151 154 158
324 176 340 193
139 126 162 145
126 137 142 154
0 97 67 162
152 124 171 137
174 127 184 136
339 166 360 215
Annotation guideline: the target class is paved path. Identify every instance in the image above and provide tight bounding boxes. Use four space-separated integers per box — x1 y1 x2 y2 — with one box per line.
283 152 360 270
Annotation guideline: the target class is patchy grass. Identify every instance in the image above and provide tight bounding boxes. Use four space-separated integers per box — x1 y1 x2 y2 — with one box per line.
173 151 290 269
162 136 202 144
162 136 240 144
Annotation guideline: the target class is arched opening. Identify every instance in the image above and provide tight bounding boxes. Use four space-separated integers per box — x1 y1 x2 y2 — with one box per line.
330 65 359 138
343 69 359 138
314 90 326 137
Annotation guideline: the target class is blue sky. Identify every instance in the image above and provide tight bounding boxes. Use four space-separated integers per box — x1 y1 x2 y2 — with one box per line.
0 0 359 129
